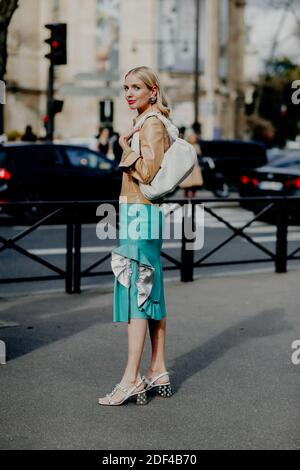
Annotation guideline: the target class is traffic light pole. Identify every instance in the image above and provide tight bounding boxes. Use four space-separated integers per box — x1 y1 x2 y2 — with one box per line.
46 62 54 141
44 23 67 141
194 0 200 126
0 104 3 136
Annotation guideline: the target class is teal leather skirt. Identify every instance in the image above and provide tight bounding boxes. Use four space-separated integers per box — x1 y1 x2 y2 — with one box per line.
111 203 167 323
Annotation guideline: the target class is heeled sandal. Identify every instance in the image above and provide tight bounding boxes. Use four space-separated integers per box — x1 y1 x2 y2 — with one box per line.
98 378 147 406
142 371 173 398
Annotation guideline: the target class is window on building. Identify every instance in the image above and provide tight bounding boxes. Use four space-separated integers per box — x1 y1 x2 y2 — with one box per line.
158 0 206 73
96 0 120 72
219 0 229 79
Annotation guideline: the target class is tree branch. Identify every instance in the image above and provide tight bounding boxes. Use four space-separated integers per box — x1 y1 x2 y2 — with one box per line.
0 0 19 24
0 0 19 79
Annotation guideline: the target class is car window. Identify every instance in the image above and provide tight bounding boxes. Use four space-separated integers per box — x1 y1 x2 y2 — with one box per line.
64 147 112 170
6 147 37 167
9 146 65 167
33 147 65 166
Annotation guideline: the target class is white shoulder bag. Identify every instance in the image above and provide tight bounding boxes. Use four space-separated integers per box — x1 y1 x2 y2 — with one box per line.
130 112 197 201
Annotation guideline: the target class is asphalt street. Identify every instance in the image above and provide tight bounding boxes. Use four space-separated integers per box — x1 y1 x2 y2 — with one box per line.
0 267 299 449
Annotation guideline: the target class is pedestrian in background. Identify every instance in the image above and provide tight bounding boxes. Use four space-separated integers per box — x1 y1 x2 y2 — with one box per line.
111 131 123 164
178 126 186 139
179 131 203 198
21 125 37 142
97 126 111 156
191 121 201 140
98 66 173 406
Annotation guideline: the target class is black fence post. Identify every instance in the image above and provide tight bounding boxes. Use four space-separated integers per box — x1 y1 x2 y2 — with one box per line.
180 202 195 282
65 208 74 294
275 201 288 273
73 209 82 293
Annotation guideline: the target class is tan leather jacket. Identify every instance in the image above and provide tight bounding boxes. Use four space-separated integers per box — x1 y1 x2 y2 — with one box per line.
118 105 170 205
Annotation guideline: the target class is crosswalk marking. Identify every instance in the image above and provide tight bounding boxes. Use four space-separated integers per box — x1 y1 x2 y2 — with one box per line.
248 233 300 243
245 226 300 233
13 203 300 235
27 242 182 256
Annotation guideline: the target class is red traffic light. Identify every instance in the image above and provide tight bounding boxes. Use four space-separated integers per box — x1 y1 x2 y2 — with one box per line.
44 23 67 65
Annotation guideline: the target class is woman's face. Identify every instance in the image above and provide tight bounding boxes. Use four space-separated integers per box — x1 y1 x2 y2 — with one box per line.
100 128 109 139
123 73 156 114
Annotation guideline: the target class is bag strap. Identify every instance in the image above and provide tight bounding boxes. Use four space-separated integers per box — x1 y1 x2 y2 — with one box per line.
134 111 178 140
133 111 162 130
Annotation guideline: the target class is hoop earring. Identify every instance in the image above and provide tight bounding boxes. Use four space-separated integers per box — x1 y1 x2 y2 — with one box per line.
149 96 157 104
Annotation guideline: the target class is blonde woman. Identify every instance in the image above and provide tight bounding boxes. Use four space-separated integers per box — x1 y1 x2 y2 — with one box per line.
98 66 173 406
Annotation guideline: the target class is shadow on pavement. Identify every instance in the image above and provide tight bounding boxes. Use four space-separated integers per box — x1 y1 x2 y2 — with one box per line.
0 291 112 361
170 308 292 392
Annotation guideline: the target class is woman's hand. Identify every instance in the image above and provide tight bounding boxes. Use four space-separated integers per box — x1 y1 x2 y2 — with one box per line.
119 128 140 151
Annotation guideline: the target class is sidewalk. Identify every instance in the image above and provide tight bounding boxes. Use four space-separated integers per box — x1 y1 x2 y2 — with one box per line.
0 269 299 450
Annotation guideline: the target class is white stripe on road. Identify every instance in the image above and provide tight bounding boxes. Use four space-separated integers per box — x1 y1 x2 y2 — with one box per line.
28 242 182 256
245 233 300 243
13 223 98 230
12 211 300 236
205 221 265 228
24 232 300 256
245 226 300 233
14 221 300 237
206 222 300 232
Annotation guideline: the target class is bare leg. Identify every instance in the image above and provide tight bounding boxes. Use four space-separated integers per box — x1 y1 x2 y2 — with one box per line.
145 318 169 384
122 318 148 382
186 189 196 198
98 319 148 404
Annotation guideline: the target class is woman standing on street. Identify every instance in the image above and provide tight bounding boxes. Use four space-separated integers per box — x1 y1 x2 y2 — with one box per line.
98 66 173 406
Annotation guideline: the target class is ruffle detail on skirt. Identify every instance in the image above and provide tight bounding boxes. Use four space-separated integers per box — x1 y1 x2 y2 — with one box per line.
138 297 164 320
111 243 155 309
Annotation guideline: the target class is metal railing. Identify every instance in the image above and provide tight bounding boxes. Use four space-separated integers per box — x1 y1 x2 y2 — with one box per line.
0 196 299 293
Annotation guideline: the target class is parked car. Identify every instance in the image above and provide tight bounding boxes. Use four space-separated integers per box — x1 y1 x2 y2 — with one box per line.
198 139 268 197
0 143 122 221
238 155 300 223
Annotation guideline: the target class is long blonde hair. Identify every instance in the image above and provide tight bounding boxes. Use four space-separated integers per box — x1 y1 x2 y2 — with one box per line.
124 66 171 118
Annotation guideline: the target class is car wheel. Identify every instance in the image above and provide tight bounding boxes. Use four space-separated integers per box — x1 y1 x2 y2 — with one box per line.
214 182 230 198
1 206 21 220
22 190 47 223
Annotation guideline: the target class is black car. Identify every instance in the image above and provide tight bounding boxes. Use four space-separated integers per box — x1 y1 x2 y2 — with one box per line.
238 155 300 222
198 139 268 197
0 143 121 220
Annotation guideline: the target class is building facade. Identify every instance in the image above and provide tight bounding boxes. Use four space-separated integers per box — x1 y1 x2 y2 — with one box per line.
5 0 247 140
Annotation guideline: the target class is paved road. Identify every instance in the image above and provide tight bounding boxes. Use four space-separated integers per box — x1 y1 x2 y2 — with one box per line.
0 268 299 449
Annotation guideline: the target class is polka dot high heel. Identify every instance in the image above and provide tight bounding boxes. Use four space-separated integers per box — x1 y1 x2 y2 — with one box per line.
98 378 148 406
142 371 173 398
